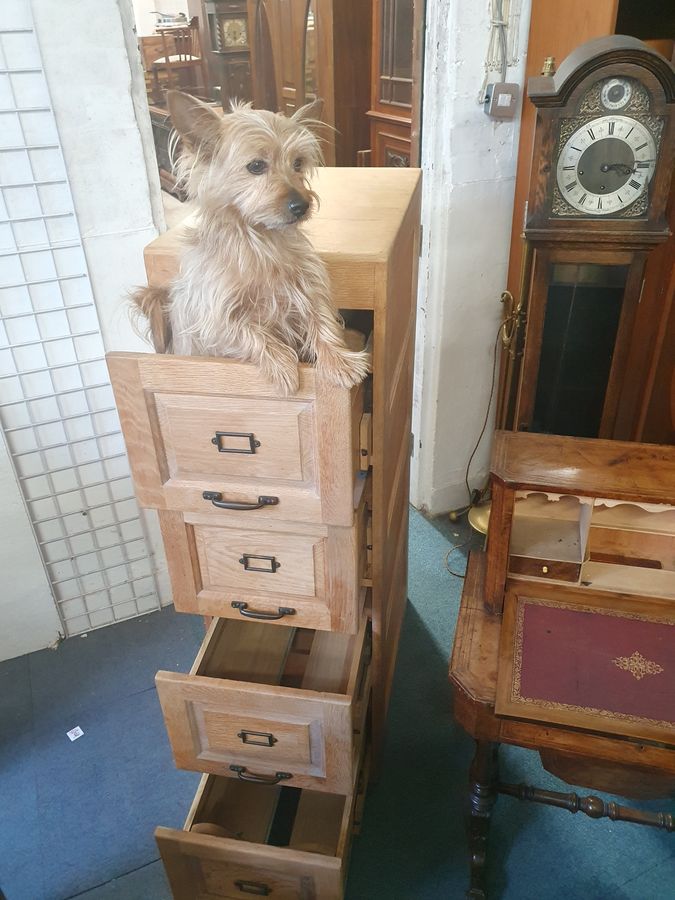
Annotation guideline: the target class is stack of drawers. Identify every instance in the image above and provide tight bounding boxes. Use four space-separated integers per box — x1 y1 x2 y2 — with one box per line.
108 167 421 898
108 353 371 897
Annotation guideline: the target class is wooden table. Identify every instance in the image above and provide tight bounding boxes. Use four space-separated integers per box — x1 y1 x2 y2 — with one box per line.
450 551 675 899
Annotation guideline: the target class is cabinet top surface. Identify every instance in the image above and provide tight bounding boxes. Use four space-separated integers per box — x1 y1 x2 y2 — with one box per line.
491 430 675 504
145 167 421 271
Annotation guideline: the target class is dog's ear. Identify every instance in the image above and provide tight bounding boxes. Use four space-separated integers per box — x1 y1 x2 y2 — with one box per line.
291 98 324 128
167 91 222 154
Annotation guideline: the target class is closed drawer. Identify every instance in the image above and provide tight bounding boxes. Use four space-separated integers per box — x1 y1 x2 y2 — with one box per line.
509 555 581 583
160 490 368 632
156 772 362 900
107 352 364 527
156 612 371 794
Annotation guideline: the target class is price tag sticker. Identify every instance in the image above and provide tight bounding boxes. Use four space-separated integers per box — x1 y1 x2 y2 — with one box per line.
67 726 84 742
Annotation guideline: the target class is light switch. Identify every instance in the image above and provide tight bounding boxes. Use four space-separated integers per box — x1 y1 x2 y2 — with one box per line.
484 82 520 119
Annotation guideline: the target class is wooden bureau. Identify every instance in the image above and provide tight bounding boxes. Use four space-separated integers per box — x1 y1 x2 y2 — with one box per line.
450 431 675 898
108 167 421 898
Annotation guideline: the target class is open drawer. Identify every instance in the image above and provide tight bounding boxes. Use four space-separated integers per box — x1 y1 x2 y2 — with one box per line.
156 773 362 900
156 611 371 795
107 352 365 527
159 489 368 633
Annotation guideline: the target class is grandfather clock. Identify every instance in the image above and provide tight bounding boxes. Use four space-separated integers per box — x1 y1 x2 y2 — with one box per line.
500 36 675 440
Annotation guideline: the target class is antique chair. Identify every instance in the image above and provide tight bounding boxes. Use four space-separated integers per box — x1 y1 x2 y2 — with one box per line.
146 17 207 105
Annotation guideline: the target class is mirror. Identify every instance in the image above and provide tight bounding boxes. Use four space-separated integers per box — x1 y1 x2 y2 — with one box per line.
304 0 318 102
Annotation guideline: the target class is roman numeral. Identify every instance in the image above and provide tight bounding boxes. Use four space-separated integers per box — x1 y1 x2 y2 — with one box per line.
571 146 582 153
562 165 575 170
636 162 650 169
579 193 587 205
625 127 634 139
608 121 615 135
635 142 648 152
618 194 623 204
629 179 641 190
565 181 577 191
597 198 603 210
587 128 596 140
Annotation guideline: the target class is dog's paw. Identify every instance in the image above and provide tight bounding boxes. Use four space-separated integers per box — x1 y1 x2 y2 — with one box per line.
317 348 372 389
258 347 300 396
269 361 300 396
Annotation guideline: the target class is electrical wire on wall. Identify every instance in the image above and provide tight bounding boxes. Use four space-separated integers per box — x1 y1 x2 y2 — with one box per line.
444 318 504 579
477 0 523 104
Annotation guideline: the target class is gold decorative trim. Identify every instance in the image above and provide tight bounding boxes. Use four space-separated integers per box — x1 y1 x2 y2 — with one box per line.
511 596 675 730
613 650 663 681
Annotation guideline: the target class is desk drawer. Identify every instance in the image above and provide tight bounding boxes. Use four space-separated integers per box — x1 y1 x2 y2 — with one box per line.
156 613 371 795
156 772 362 900
107 352 364 527
160 494 367 633
509 555 581 584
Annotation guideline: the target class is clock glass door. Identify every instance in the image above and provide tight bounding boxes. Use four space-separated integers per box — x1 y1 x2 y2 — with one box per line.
531 263 629 437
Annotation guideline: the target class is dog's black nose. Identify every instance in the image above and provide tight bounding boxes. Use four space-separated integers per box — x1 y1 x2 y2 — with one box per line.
288 193 309 219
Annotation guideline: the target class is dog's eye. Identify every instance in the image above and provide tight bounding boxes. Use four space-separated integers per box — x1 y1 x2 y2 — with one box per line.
293 158 304 172
246 159 268 175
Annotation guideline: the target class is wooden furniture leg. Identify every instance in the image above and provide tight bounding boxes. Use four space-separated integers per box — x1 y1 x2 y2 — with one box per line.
467 740 500 900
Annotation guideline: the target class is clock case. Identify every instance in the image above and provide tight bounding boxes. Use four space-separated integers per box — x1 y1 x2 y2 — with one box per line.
505 36 675 440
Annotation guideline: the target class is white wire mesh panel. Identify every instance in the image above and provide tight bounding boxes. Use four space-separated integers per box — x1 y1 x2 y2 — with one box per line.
0 12 162 636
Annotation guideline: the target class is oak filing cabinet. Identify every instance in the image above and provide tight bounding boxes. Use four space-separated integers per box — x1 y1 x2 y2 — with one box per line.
107 168 421 898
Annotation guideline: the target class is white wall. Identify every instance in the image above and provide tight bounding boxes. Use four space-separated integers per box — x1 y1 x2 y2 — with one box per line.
31 0 165 349
0 434 62 659
30 0 172 608
0 0 173 662
410 0 532 515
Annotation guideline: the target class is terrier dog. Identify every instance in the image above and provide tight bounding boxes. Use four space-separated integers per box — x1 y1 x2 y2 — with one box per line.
131 91 371 395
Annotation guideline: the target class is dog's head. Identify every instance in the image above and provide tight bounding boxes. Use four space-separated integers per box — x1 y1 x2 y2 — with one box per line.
168 91 323 229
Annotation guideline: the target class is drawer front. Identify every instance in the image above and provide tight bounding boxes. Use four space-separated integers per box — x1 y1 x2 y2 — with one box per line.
107 352 363 526
156 827 343 899
509 555 581 583
156 619 369 794
161 500 367 632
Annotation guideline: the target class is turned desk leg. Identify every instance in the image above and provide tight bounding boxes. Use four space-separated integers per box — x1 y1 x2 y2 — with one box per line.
467 740 499 899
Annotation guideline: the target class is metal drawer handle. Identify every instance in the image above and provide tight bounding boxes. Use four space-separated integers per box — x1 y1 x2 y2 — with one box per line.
234 880 271 896
231 601 295 620
239 553 280 573
238 729 278 747
211 430 260 454
229 765 292 785
202 491 279 511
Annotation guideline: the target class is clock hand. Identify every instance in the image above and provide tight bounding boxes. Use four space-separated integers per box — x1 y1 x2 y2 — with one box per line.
600 162 634 176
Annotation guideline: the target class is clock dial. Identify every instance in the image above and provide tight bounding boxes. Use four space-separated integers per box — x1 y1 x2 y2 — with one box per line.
600 78 633 111
222 18 248 47
556 115 656 215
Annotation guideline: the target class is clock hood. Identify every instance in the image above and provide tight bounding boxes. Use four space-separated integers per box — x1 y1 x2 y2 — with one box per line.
528 35 675 108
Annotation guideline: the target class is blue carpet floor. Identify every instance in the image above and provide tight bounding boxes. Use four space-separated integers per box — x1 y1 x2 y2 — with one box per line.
1 508 674 899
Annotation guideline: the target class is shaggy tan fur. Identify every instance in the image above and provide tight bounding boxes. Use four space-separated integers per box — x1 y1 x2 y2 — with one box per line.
131 91 371 395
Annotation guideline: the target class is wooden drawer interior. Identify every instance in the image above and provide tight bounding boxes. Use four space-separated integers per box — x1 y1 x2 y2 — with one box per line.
510 492 592 563
157 776 354 900
156 611 371 793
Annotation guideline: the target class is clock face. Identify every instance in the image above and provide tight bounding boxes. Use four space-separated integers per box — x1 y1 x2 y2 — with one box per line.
222 18 248 47
556 115 656 216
